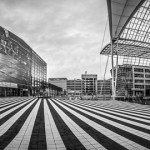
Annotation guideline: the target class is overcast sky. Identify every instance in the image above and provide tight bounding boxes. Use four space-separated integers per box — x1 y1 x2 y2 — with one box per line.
0 0 111 80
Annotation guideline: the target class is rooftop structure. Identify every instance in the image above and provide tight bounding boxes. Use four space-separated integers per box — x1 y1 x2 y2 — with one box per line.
100 0 150 98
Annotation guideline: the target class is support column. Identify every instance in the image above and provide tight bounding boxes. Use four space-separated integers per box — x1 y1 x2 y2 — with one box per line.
111 40 115 100
115 39 119 97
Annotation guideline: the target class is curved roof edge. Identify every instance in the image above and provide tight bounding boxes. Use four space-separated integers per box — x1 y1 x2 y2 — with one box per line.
107 0 146 41
100 42 150 59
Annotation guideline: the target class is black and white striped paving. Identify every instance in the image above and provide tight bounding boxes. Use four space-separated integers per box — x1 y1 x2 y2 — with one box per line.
0 97 150 150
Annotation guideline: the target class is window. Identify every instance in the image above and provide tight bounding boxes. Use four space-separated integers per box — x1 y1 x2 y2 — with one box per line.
145 74 150 78
134 74 144 78
145 80 150 84
134 68 143 72
135 85 144 89
135 80 144 83
145 69 150 73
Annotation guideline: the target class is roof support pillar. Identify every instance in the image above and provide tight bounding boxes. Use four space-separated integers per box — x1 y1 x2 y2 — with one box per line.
111 39 115 100
115 39 119 97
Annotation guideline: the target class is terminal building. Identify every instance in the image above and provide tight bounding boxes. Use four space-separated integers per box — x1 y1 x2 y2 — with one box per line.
113 64 150 97
100 0 150 100
0 26 47 97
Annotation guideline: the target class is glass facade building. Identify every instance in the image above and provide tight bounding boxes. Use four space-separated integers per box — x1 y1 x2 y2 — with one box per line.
0 26 47 96
31 51 47 96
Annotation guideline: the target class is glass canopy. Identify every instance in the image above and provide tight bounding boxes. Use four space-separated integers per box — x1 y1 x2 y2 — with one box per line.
101 0 150 60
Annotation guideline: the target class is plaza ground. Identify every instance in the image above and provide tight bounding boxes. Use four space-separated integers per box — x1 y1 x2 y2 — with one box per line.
0 97 150 150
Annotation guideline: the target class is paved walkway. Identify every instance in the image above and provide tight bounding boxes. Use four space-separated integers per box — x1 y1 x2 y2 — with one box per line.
0 97 150 150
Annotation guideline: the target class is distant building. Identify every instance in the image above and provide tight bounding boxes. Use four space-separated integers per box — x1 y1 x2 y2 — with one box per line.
67 79 82 96
97 79 111 95
48 78 67 92
113 64 150 97
48 74 111 96
81 74 97 95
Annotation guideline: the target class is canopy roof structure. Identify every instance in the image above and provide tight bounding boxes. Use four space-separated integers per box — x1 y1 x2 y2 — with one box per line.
101 0 150 59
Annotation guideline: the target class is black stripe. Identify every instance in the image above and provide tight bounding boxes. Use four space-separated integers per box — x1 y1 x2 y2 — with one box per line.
28 99 47 150
64 100 150 126
47 99 86 150
0 99 25 109
92 102 150 113
0 98 30 107
0 99 38 150
55 99 150 149
69 101 150 134
72 100 150 120
0 98 33 114
52 99 127 150
0 98 35 125
94 104 150 117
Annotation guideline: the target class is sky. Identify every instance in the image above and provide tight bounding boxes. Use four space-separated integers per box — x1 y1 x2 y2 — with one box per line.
0 0 111 80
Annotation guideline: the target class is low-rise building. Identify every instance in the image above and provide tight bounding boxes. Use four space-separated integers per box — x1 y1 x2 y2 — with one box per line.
48 78 67 94
113 64 150 97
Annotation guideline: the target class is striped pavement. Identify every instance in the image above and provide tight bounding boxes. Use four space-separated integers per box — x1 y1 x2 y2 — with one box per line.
0 97 150 150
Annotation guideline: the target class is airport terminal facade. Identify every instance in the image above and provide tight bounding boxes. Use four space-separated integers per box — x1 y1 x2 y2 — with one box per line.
0 26 47 97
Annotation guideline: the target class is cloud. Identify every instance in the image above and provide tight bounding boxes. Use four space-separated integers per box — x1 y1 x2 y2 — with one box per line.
0 0 110 80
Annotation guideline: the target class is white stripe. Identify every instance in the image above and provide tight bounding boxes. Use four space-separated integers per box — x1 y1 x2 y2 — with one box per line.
94 101 150 115
0 98 32 112
1 98 34 119
63 100 150 130
5 99 41 150
71 100 150 124
0 98 37 136
59 99 150 140
80 100 150 114
50 99 106 150
53 99 149 150
73 100 150 119
44 100 66 150
0 97 30 107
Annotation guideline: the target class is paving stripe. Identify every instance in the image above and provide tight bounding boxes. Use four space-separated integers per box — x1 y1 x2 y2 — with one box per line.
28 99 47 150
61 100 150 133
57 99 150 148
4 99 41 150
0 98 23 105
71 100 150 124
0 97 30 108
1 98 34 119
46 99 86 150
53 99 150 150
74 100 150 119
88 101 150 113
0 98 33 113
0 99 38 149
52 99 128 150
50 99 106 150
44 99 66 150
97 101 150 111
94 103 150 117
0 98 35 126
0 98 37 136
73 101 150 125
